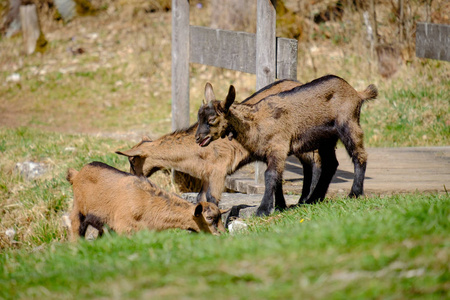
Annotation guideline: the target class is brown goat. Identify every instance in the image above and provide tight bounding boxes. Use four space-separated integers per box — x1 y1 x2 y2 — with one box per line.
195 75 378 216
116 79 326 205
66 162 226 241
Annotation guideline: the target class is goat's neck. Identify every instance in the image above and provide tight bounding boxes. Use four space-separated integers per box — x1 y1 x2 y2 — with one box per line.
227 105 258 147
161 210 200 232
147 137 195 166
145 198 200 232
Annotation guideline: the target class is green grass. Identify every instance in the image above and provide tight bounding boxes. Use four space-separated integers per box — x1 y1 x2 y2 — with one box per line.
0 127 172 250
360 61 450 147
1 193 449 299
1 127 448 298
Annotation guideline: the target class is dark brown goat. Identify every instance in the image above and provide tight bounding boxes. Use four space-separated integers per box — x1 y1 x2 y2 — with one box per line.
66 162 226 241
116 79 325 205
195 75 378 216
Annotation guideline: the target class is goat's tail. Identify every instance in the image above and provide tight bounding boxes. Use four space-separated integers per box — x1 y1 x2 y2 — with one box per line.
66 168 78 185
359 84 378 102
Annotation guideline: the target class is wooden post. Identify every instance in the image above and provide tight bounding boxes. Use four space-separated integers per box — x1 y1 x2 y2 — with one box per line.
255 0 277 184
172 0 297 190
276 37 298 80
20 4 41 55
256 0 277 89
171 0 190 131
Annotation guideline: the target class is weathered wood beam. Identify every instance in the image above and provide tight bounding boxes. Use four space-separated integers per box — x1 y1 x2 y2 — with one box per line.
190 26 256 74
255 0 276 184
171 0 190 131
276 37 298 80
190 26 298 80
416 22 450 62
256 0 276 90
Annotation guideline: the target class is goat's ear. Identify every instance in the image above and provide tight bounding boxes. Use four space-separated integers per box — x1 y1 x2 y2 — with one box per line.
141 135 152 142
204 82 215 104
222 85 236 112
194 203 204 217
220 208 231 215
115 148 142 157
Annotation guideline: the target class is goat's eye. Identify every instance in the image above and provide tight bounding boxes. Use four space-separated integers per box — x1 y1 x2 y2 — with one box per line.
208 117 218 126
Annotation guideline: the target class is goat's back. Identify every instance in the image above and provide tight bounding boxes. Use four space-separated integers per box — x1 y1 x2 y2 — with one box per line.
230 75 377 155
70 162 150 216
246 75 370 126
242 79 302 104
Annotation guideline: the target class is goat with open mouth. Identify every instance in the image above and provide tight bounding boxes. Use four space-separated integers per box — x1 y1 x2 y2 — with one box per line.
195 75 377 216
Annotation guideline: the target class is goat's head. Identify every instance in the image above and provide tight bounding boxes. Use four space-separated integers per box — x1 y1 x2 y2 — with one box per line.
195 82 236 147
193 202 228 235
116 136 161 177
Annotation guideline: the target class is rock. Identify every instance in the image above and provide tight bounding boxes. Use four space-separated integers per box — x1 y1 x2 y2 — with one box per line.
5 228 16 241
228 219 248 234
54 0 77 22
15 161 48 180
6 73 20 82
85 225 99 241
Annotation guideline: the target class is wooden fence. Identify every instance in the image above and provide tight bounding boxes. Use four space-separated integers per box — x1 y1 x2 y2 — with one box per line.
171 0 298 183
416 22 450 62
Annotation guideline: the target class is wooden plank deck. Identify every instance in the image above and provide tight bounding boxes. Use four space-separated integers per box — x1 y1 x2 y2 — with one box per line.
225 146 450 198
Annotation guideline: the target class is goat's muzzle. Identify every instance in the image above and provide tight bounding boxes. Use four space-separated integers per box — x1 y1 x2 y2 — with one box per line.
196 135 212 147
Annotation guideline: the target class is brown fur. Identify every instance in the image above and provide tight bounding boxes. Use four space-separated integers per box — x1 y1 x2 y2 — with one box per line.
117 79 321 204
66 162 226 241
195 75 378 216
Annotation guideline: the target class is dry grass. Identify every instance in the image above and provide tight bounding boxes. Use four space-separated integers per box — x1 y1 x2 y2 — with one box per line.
1 0 448 137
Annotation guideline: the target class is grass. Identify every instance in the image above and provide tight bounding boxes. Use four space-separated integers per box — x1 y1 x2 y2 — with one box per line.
0 127 172 250
0 1 449 298
1 193 449 299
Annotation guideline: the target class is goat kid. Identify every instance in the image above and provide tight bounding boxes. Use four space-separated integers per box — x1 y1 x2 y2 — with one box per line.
116 79 324 206
195 75 378 216
66 162 226 241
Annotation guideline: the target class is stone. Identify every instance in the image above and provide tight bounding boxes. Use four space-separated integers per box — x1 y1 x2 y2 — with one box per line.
15 161 48 180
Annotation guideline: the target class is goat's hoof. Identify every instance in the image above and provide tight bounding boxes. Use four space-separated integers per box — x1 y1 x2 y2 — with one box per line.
348 192 362 198
275 205 287 212
290 203 303 209
255 208 271 217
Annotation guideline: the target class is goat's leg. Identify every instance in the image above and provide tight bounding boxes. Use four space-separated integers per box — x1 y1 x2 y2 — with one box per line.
206 170 227 205
349 158 366 197
196 181 210 203
302 144 338 204
256 157 285 217
274 180 287 211
296 152 316 203
205 188 219 205
299 139 339 204
69 209 81 241
338 122 367 198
